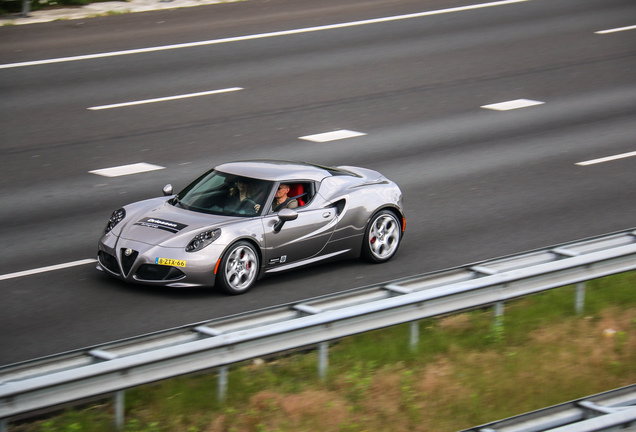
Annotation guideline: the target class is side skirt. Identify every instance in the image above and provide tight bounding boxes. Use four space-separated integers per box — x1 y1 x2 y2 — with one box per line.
264 249 351 274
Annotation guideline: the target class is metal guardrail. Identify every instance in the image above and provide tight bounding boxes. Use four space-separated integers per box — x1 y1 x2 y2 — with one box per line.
1 228 636 428
460 384 636 432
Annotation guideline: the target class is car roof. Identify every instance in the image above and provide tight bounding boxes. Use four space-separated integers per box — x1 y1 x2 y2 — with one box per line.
214 160 336 182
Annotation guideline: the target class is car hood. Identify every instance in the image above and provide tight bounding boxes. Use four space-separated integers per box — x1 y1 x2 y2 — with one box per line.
119 200 242 247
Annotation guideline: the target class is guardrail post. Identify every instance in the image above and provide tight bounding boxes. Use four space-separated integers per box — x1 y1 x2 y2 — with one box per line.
575 282 586 314
493 302 505 340
114 390 125 431
318 342 329 380
494 302 504 319
410 321 419 352
217 366 228 403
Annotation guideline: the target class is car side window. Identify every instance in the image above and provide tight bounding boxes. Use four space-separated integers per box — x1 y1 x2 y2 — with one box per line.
288 182 317 206
270 181 316 213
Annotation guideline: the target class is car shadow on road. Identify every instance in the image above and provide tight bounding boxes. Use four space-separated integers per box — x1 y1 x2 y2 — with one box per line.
93 257 379 302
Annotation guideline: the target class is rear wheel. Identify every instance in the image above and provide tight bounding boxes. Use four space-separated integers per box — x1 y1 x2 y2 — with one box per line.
361 210 402 263
216 241 259 295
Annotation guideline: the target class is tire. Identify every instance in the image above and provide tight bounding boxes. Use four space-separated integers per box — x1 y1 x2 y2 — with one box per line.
361 210 402 263
216 241 260 295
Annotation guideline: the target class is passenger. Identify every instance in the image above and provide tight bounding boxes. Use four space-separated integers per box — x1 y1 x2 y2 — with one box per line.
272 183 299 212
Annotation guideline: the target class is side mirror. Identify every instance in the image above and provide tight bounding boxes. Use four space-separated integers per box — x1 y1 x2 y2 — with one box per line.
162 184 173 196
273 208 298 233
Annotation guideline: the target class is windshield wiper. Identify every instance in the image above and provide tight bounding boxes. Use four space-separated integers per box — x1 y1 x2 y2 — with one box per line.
171 196 189 210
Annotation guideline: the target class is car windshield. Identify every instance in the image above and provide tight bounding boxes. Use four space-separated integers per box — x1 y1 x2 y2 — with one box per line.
171 170 273 217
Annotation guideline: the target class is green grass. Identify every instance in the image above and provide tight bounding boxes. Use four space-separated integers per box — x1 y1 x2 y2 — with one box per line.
11 271 636 432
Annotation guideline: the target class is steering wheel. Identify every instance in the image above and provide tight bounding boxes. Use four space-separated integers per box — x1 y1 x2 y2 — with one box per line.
236 199 259 214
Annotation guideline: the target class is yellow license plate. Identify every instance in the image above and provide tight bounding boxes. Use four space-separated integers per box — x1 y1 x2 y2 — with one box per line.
156 258 186 267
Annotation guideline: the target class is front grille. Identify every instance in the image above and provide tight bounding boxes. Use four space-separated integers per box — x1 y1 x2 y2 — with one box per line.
98 251 120 275
120 249 139 276
136 264 185 281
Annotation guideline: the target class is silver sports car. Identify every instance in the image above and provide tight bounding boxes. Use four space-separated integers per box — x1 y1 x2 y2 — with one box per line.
97 160 405 294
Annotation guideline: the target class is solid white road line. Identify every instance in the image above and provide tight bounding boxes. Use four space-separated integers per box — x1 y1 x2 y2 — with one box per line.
0 0 534 69
481 99 545 111
0 259 97 282
596 25 636 34
89 162 165 177
576 151 636 166
88 87 243 110
300 130 367 142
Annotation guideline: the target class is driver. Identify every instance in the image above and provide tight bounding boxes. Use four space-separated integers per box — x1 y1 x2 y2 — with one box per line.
226 178 262 214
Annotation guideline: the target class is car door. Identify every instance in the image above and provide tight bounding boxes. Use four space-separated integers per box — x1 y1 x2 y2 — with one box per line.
261 206 338 269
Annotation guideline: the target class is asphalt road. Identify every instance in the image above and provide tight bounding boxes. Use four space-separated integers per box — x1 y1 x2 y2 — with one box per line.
0 0 634 366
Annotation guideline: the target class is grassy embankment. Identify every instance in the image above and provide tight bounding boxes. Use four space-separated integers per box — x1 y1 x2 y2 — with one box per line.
12 271 636 432
1 0 112 15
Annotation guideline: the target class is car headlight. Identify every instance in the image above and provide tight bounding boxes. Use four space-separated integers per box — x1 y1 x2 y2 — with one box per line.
186 229 221 252
104 208 126 234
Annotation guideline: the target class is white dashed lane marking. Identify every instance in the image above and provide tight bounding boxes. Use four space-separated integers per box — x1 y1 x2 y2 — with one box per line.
89 162 165 177
596 25 636 34
299 130 367 142
576 151 636 166
0 259 97 282
481 99 545 111
88 87 243 110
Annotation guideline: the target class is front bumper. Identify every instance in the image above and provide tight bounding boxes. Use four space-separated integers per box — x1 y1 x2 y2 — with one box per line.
97 237 225 288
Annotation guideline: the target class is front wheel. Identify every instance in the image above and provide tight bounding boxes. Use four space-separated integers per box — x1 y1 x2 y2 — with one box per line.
216 241 260 295
361 210 402 263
